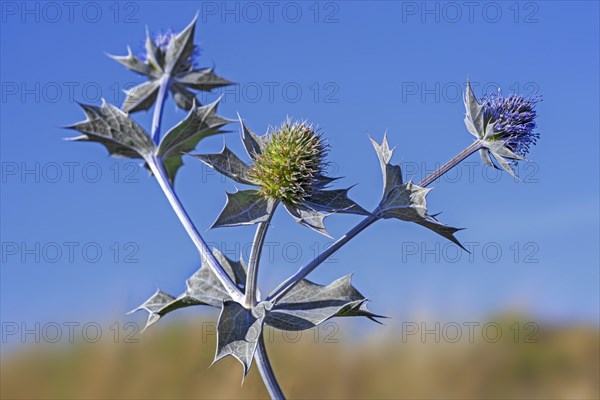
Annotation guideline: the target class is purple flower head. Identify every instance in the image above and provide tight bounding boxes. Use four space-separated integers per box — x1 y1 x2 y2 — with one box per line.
481 91 541 158
153 29 175 52
144 29 200 71
110 16 233 113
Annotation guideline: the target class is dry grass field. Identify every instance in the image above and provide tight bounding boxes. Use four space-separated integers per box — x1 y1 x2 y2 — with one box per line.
1 317 598 399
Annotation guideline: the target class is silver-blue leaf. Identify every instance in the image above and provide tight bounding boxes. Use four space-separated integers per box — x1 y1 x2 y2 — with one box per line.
371 135 465 249
214 301 270 376
67 100 155 160
193 145 256 185
122 81 160 113
265 275 383 331
157 99 230 183
212 190 276 228
128 249 247 332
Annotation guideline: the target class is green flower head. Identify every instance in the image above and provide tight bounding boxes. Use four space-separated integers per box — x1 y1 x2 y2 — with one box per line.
194 117 368 236
249 120 328 205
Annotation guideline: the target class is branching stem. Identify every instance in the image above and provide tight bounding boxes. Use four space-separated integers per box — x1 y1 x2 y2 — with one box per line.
146 156 244 303
146 72 242 302
148 75 282 398
267 213 378 303
241 206 284 398
268 139 484 304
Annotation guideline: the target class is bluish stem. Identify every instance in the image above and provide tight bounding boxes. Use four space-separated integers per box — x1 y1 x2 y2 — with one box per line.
146 80 242 303
417 140 482 187
244 205 277 308
243 205 285 399
267 213 378 304
147 156 244 303
255 334 285 400
151 75 170 144
147 69 282 399
267 140 484 304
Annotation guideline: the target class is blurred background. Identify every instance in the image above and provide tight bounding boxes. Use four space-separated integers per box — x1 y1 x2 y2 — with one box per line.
1 1 598 399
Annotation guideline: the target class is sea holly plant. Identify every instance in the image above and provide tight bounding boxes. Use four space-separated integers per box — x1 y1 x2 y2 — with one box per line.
66 15 541 400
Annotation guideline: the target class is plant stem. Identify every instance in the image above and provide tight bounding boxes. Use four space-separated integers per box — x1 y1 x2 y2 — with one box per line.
242 207 284 398
417 140 483 187
151 75 170 144
255 333 285 399
147 156 244 304
147 70 282 397
268 213 378 303
146 73 241 302
268 139 484 304
244 207 276 309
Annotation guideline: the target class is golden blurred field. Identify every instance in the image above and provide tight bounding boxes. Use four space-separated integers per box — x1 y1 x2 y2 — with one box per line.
1 317 598 399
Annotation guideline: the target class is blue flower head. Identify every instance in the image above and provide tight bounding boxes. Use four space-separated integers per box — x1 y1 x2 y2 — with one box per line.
146 29 199 71
109 16 233 113
463 81 542 177
481 91 541 158
153 29 175 52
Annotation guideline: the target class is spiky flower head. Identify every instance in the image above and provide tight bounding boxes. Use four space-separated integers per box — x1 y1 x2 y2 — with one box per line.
153 29 175 51
194 117 368 236
249 121 328 205
147 29 198 73
109 15 233 113
463 81 541 177
481 91 541 158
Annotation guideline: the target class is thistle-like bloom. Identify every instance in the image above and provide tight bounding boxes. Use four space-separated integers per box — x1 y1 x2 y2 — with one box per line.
194 118 368 236
146 29 198 72
481 92 540 158
109 15 233 113
152 30 174 50
249 122 329 205
464 81 541 176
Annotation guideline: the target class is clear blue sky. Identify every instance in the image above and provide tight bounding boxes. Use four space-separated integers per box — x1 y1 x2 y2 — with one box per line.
1 1 598 346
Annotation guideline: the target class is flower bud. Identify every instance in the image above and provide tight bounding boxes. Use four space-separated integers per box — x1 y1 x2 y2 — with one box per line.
249 120 328 205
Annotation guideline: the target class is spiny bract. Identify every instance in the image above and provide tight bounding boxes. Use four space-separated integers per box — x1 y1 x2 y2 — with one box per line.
249 121 328 205
146 29 198 73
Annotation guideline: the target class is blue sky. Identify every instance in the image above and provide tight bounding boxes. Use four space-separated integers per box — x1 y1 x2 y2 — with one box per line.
1 1 599 347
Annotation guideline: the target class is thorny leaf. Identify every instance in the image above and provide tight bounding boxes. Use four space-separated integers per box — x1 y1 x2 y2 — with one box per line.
371 135 465 249
284 203 331 237
212 190 277 228
283 187 368 237
464 80 486 140
164 15 197 74
66 100 155 160
265 275 384 331
156 99 230 183
304 188 369 216
122 81 160 113
213 273 381 376
176 68 233 91
108 46 157 77
68 99 230 184
239 116 266 159
193 145 257 185
169 82 196 111
213 301 271 376
128 249 246 332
